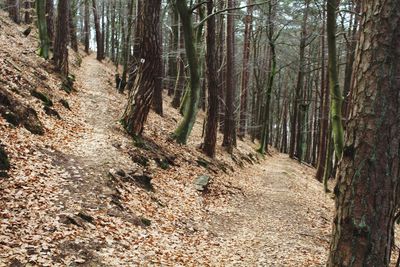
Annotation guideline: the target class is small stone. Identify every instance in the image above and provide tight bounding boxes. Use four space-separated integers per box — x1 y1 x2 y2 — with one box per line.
194 175 210 191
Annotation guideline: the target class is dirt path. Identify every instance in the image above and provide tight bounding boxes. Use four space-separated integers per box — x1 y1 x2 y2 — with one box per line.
205 154 334 266
55 55 132 212
46 55 334 266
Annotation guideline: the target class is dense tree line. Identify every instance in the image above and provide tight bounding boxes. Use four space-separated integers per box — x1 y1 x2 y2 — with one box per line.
2 0 400 265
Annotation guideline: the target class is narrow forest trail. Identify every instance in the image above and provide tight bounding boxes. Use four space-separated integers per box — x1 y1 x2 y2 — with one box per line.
205 154 334 266
55 55 334 266
1 54 335 266
55 55 132 214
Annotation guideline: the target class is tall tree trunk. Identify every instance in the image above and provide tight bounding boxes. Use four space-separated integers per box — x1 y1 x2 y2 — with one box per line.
152 22 163 116
171 25 185 109
105 1 110 57
121 0 162 136
238 0 253 139
120 0 134 92
289 0 309 159
53 0 69 76
167 4 179 96
203 0 219 158
326 0 344 158
36 0 50 59
69 0 78 52
222 0 236 153
327 1 400 265
46 0 54 45
84 0 90 53
7 0 20 24
258 0 277 154
24 0 31 24
172 0 201 144
110 0 116 59
316 4 328 181
92 0 104 61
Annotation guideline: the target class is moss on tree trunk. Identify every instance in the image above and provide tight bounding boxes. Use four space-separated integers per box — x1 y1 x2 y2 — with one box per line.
172 0 201 144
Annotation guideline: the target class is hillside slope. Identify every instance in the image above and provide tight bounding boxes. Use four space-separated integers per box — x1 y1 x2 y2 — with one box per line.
0 12 334 266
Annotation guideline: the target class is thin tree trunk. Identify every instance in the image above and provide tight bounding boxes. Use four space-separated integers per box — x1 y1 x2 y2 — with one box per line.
222 0 236 153
172 0 201 144
53 0 69 76
289 0 309 159
203 0 219 158
92 0 104 60
326 0 344 158
7 0 20 24
36 0 50 59
84 0 90 53
24 0 31 24
238 0 253 139
46 0 54 45
69 0 78 52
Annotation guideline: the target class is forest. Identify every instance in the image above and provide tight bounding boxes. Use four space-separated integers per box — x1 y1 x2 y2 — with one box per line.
0 0 399 266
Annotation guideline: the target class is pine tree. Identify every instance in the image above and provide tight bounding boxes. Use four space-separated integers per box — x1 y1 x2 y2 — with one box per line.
53 0 69 75
327 1 400 265
121 0 162 136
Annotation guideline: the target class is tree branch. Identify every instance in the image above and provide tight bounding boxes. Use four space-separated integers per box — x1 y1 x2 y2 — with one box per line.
195 1 270 30
190 1 210 13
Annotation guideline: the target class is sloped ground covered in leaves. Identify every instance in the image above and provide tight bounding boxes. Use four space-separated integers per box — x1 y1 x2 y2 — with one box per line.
1 12 335 266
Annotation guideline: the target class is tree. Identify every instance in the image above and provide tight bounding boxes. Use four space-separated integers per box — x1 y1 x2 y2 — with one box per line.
46 0 54 44
172 0 201 144
238 0 253 139
121 0 162 136
171 25 186 109
92 0 104 61
222 0 236 153
327 1 400 265
36 0 50 59
315 2 328 182
326 0 344 159
257 0 278 154
7 0 20 24
24 0 31 24
53 0 69 75
84 0 90 53
120 0 134 92
69 0 78 52
202 0 219 158
289 0 310 160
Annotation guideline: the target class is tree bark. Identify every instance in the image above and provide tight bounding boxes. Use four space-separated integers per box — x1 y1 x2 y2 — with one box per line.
327 0 344 158
53 0 69 76
327 1 400 265
92 0 104 61
238 0 253 139
172 0 201 144
289 0 309 159
121 0 162 136
203 0 219 158
24 0 31 24
315 5 328 182
222 0 236 153
69 0 78 52
7 0 20 24
83 0 90 53
36 0 50 59
46 0 54 45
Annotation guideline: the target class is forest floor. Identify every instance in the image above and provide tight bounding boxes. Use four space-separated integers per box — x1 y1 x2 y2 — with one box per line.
68 55 334 266
0 13 335 266
0 52 334 266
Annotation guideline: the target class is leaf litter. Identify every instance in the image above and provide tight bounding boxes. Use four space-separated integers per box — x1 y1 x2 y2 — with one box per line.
0 10 339 267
